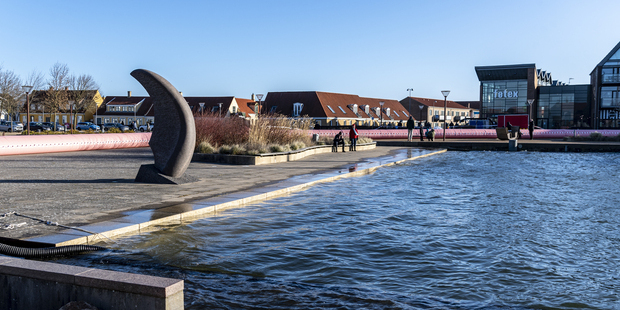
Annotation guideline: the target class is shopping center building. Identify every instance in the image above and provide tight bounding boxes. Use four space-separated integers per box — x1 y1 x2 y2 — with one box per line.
474 40 620 129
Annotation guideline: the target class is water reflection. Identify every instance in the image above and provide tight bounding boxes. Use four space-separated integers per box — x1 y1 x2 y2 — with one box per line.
53 151 620 309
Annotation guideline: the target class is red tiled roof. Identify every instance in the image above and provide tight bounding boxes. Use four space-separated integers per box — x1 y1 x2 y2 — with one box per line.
235 98 257 115
263 91 412 121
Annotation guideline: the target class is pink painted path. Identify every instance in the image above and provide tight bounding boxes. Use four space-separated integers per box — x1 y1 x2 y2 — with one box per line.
0 133 151 156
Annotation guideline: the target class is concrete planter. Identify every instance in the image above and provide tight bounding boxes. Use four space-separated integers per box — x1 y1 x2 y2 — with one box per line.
192 142 376 165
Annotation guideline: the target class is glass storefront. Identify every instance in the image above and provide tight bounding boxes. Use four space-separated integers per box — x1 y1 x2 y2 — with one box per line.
480 80 528 119
537 85 590 129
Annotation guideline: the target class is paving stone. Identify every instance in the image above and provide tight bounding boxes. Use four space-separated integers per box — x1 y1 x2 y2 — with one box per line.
0 146 408 240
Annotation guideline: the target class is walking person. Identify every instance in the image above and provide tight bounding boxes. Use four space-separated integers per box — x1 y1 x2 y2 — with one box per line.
529 119 535 140
406 116 414 141
349 124 359 151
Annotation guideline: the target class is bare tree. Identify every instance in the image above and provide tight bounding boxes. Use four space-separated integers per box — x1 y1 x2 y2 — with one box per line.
25 70 45 92
69 74 99 113
0 66 23 121
44 63 71 124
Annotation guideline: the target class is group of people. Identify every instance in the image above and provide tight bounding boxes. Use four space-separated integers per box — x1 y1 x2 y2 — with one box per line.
507 120 536 140
406 116 435 141
332 124 359 152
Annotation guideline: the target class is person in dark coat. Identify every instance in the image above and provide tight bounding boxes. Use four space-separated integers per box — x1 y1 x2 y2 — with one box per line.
333 131 345 152
419 121 424 141
529 119 535 140
406 116 415 141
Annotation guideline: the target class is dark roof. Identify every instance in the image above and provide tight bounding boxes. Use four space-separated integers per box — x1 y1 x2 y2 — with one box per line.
184 97 234 114
98 96 153 116
455 101 481 110
98 96 236 117
475 63 535 81
403 96 472 110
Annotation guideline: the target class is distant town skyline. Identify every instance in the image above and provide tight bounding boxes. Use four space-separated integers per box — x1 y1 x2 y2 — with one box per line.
2 0 620 101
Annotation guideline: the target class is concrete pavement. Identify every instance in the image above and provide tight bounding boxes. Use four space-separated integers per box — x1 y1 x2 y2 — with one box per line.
0 146 427 241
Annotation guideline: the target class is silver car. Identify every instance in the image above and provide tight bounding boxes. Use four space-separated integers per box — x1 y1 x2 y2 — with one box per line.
0 121 23 132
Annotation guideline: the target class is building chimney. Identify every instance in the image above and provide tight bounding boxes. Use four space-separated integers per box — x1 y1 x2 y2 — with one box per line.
65 86 69 91
128 91 132 98
251 93 255 101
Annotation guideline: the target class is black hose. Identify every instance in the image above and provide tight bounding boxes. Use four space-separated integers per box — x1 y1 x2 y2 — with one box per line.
0 242 106 258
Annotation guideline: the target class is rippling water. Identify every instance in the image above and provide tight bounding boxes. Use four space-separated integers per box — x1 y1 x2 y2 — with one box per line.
52 151 620 309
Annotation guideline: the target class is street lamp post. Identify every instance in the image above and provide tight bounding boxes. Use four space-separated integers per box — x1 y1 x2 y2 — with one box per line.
419 104 424 127
407 88 414 115
199 102 205 117
527 99 534 121
441 90 450 141
22 86 33 135
379 101 384 128
256 94 264 116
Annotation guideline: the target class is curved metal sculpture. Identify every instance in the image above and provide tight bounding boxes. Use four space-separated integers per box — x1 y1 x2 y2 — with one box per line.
132 69 197 184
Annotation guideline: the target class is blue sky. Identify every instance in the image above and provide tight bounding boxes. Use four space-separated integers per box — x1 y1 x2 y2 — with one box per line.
2 0 620 101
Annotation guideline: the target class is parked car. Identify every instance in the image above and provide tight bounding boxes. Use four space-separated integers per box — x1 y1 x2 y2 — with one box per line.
42 122 65 132
75 122 100 131
0 121 23 132
28 122 52 132
138 123 154 132
102 122 130 132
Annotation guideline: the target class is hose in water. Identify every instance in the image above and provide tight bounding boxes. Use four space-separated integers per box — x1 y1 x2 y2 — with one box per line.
0 242 106 259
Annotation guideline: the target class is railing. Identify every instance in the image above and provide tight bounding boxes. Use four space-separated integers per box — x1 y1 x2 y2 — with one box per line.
311 129 620 140
603 74 620 83
601 98 620 107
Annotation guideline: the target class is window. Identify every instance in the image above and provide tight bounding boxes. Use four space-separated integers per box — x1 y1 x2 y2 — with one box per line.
232 106 237 113
393 110 400 117
363 105 370 114
326 105 335 113
385 107 390 117
270 106 278 113
293 102 304 116
338 106 346 114
350 104 358 114
402 110 408 117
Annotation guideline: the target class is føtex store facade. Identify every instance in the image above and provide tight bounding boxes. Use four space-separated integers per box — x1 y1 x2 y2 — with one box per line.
474 40 620 129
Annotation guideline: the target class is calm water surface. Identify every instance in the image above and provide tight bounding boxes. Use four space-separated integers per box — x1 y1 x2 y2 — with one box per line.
53 151 620 309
